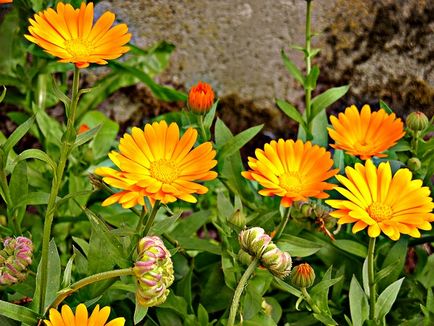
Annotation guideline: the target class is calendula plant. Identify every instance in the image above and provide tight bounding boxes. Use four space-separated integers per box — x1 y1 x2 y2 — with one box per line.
0 0 433 325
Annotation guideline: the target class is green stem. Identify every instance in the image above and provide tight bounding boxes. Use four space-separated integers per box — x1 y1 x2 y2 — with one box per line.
304 0 313 138
0 170 20 233
135 206 147 234
39 67 80 314
368 237 376 320
143 200 160 236
228 257 259 326
49 268 133 310
301 287 321 314
273 207 291 241
198 114 208 141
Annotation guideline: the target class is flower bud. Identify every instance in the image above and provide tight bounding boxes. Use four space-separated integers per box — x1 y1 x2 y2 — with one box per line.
133 236 174 307
261 243 292 279
188 81 215 114
406 111 429 131
407 157 421 171
237 249 254 266
0 236 33 287
229 209 246 228
290 263 315 288
239 227 272 258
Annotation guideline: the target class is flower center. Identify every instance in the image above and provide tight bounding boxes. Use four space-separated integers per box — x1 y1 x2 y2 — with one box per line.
64 38 94 58
279 171 302 193
368 202 393 221
150 159 179 184
353 141 374 155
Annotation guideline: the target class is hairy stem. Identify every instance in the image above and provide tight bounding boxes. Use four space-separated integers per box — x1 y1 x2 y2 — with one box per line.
304 0 313 138
368 236 377 320
228 257 259 326
143 200 161 236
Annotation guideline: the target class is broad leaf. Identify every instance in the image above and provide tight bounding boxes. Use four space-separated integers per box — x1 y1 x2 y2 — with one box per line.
277 234 323 257
0 300 40 324
333 239 367 258
349 275 369 326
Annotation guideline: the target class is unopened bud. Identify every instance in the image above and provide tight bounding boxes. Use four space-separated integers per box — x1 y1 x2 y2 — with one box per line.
407 157 421 171
188 81 215 114
134 236 174 307
406 111 429 132
229 210 246 228
238 249 254 266
239 227 272 258
261 244 292 279
0 236 33 287
290 263 315 288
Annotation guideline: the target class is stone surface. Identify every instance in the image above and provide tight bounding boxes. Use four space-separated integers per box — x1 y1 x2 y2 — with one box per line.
102 0 433 134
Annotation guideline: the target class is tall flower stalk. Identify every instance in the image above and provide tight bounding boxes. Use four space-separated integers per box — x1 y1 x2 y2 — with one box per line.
367 237 376 320
39 66 81 313
304 0 313 134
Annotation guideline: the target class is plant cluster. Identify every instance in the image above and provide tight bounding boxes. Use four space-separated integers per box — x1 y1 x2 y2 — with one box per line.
0 1 433 325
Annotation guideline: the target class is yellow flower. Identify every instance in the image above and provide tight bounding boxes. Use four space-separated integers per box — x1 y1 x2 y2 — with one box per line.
326 160 434 240
242 139 338 207
328 105 405 160
95 121 217 207
25 2 131 68
44 304 125 326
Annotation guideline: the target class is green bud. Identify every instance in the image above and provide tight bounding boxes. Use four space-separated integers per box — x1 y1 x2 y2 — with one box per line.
237 249 254 266
229 209 246 228
290 263 315 288
406 111 429 132
407 157 422 171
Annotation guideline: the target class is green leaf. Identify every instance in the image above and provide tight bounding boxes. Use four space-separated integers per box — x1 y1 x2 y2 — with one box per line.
349 275 369 326
73 124 102 148
304 66 320 90
62 252 76 287
109 61 187 101
9 160 28 208
13 191 50 208
277 234 323 257
333 149 345 172
203 99 219 130
1 114 35 159
12 149 57 172
273 277 302 297
298 109 328 147
375 277 404 322
313 313 338 326
379 238 407 290
276 99 305 127
379 100 393 114
134 303 148 325
217 124 263 159
281 49 304 85
376 260 401 284
197 304 209 326
175 237 221 255
150 211 182 236
0 300 40 324
311 85 349 121
333 239 367 258
33 239 61 312
170 210 210 238
362 258 369 296
0 86 6 103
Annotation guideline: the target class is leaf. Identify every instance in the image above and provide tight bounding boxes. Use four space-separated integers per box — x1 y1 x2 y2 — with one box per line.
349 275 369 326
0 300 40 324
73 124 102 148
375 277 404 322
11 149 57 174
13 191 50 208
379 238 407 290
203 99 219 130
0 86 6 103
272 277 302 297
281 49 304 85
150 211 182 236
311 85 349 121
376 260 402 284
313 313 338 326
175 237 221 255
217 124 263 159
362 258 369 296
109 61 187 101
9 160 28 208
304 66 320 90
134 303 148 325
197 304 209 326
170 210 210 238
33 239 61 312
1 114 35 159
333 149 345 172
379 100 393 114
62 252 76 287
276 99 305 127
333 239 367 258
277 234 323 257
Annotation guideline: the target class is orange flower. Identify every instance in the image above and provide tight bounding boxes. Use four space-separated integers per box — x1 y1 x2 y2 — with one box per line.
25 2 131 68
242 139 338 207
78 124 90 134
326 160 434 240
188 81 215 113
44 303 125 326
328 105 405 160
95 121 217 208
0 0 13 4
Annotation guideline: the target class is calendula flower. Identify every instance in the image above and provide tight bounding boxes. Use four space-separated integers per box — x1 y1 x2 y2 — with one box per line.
291 263 315 288
25 2 131 68
188 81 215 114
406 111 429 132
0 236 33 286
44 304 125 326
242 139 338 207
326 159 434 240
328 105 405 160
0 0 13 4
95 121 217 207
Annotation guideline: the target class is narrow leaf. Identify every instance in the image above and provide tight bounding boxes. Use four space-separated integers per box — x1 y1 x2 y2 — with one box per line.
276 99 305 127
379 100 393 114
375 277 404 321
0 300 40 324
2 115 35 157
62 252 76 287
304 66 320 90
349 275 369 326
217 124 263 159
134 303 148 325
281 50 304 85
0 86 6 103
203 99 219 130
311 85 349 120
333 239 367 258
73 124 102 148
12 149 57 172
277 234 323 257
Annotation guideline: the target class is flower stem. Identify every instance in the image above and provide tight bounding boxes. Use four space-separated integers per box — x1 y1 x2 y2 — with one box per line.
368 236 377 320
301 287 321 314
143 200 160 236
304 0 313 138
39 66 80 314
198 114 208 141
273 207 292 241
228 257 259 326
49 268 134 310
135 206 147 234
